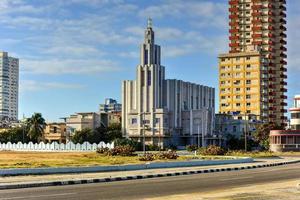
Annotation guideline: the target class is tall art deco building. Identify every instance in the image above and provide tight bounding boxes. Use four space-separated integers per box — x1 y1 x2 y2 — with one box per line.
219 0 287 126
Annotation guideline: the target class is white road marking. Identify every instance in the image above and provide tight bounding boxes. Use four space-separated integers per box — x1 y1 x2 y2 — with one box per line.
0 192 77 200
220 176 253 181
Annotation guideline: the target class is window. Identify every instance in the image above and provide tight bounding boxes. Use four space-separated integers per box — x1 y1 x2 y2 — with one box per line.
246 95 251 99
53 127 57 133
247 103 251 106
147 70 151 86
221 58 225 62
246 80 251 84
246 72 251 76
246 87 251 91
221 96 226 99
236 88 241 91
247 64 251 68
246 57 251 60
233 126 237 132
131 118 137 124
236 57 240 61
236 65 240 69
236 103 241 107
236 95 241 99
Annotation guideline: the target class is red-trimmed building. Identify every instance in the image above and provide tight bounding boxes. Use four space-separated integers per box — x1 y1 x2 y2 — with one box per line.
270 95 300 152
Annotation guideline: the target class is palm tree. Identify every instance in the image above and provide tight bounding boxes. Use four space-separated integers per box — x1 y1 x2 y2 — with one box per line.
26 113 46 142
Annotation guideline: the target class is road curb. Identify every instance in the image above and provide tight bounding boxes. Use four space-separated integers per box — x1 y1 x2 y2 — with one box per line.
0 159 299 190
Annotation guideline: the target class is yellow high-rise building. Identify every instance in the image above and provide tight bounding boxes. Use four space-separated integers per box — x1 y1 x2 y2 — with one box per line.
219 0 288 126
219 51 263 120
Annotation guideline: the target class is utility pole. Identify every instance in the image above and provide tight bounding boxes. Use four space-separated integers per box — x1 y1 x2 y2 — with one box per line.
142 112 146 154
244 113 248 151
197 123 200 148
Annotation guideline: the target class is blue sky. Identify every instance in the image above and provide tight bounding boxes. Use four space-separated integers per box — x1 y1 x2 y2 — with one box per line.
0 0 299 122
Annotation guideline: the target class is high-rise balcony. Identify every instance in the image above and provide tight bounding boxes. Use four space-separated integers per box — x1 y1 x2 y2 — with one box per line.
229 35 239 40
281 102 287 106
280 46 287 51
252 5 262 10
280 95 287 99
268 26 274 31
280 5 287 11
229 14 239 19
280 88 287 92
280 12 287 18
280 53 287 58
229 21 239 26
280 81 287 85
252 19 261 24
252 26 262 31
279 0 286 3
253 41 262 45
280 39 287 45
268 11 275 16
280 74 287 79
229 7 238 12
252 12 261 17
253 34 262 38
268 70 275 74
280 33 287 38
269 99 275 103
280 109 287 113
229 0 239 5
229 42 239 47
280 18 287 24
229 28 239 33
280 66 287 71
280 26 287 31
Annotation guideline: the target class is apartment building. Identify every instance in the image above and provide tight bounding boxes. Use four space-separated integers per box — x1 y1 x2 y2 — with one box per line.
219 0 287 126
43 122 67 143
0 52 19 121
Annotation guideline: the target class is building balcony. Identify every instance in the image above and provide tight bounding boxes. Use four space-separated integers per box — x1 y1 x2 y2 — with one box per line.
280 53 287 58
281 102 287 106
229 28 239 33
252 12 261 17
269 114 276 118
229 7 238 12
280 18 287 24
229 42 239 47
253 34 262 38
280 26 287 31
280 88 287 92
229 21 239 26
280 12 287 18
269 99 275 103
280 33 287 38
229 0 239 5
280 5 287 11
268 26 274 31
280 95 287 99
280 46 287 51
252 19 261 24
280 109 287 113
280 39 287 45
280 81 287 85
229 35 239 40
229 14 239 19
253 41 262 45
268 11 275 16
252 26 262 31
280 74 287 79
268 70 275 74
280 66 287 71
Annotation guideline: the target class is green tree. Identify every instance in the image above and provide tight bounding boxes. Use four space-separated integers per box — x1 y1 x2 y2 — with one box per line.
253 123 284 150
26 113 46 142
71 128 94 144
0 127 30 143
106 123 122 142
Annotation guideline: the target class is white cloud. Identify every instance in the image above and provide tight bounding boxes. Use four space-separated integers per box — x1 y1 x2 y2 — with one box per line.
20 80 85 92
21 58 121 75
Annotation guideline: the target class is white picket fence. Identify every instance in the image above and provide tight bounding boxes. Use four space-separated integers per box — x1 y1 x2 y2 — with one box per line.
0 141 114 152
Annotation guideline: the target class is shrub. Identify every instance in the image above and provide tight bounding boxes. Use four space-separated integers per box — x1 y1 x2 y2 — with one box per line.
186 145 198 152
156 150 178 160
139 153 155 161
197 145 226 156
96 145 135 156
96 147 110 154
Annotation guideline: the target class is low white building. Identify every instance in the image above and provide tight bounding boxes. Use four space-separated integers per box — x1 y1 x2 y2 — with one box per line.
122 19 215 148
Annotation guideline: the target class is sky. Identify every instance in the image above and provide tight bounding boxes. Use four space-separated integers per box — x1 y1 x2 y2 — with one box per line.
0 0 299 122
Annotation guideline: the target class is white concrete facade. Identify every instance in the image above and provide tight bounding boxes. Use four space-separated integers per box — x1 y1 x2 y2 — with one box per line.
290 95 300 130
0 52 19 121
122 20 215 148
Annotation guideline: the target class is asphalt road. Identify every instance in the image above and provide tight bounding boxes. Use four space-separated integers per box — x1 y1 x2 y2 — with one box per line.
0 163 299 200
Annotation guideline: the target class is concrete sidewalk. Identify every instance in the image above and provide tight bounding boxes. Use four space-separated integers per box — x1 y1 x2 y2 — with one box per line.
0 157 299 190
